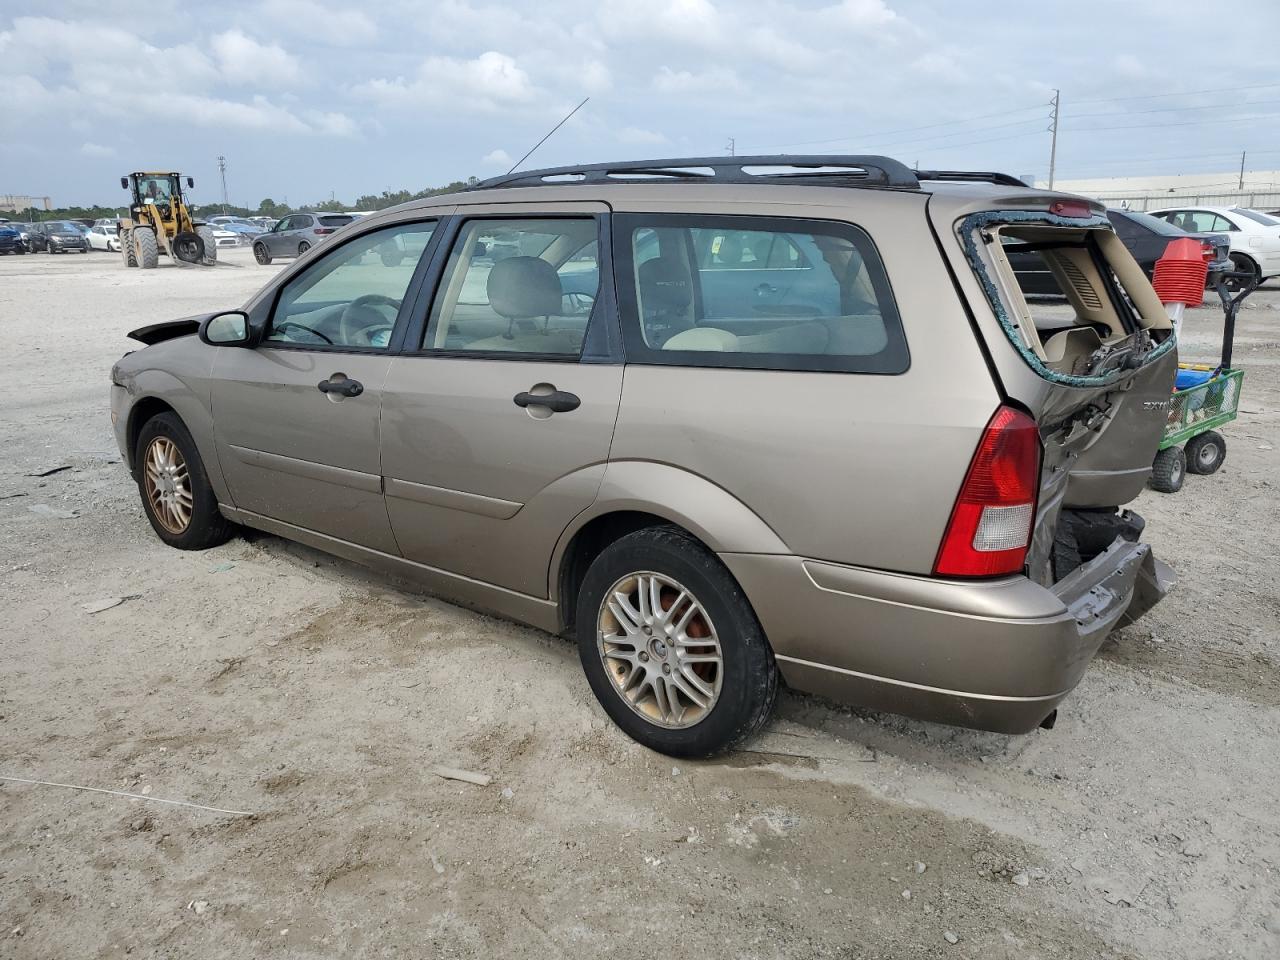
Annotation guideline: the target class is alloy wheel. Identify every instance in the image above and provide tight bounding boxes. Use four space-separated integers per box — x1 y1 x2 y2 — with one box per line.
142 436 192 534
597 572 723 728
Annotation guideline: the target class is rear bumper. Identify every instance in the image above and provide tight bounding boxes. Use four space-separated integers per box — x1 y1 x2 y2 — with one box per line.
722 538 1174 733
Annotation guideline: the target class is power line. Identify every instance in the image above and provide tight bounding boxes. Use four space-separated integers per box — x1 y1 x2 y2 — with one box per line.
1067 97 1280 120
745 101 1045 151
1072 81 1280 105
859 116 1048 150
1066 111 1280 133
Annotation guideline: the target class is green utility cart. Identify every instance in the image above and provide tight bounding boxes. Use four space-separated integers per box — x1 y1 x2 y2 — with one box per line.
1148 272 1254 493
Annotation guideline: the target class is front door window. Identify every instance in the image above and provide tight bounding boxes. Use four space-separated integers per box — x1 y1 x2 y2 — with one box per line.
264 221 437 349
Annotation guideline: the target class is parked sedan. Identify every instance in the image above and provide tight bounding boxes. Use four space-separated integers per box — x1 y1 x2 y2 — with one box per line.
0 223 27 254
1008 209 1222 297
252 213 356 264
1148 205 1280 285
38 221 90 254
87 224 122 252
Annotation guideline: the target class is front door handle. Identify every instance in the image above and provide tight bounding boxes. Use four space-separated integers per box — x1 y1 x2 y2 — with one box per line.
513 388 580 413
317 375 364 398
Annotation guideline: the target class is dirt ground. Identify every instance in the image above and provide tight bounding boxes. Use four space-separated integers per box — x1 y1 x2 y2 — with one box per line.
1 246 1278 960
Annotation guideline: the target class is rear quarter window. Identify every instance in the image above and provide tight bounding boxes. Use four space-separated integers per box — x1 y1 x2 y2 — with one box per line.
612 213 908 374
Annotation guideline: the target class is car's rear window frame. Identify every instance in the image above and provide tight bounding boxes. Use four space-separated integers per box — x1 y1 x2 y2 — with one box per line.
960 209 1176 387
611 212 910 375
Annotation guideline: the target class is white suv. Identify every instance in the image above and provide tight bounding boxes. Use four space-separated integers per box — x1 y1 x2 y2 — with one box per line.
1149 205 1280 285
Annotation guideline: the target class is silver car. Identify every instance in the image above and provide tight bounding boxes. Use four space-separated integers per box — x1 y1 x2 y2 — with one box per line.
253 212 356 264
111 156 1175 757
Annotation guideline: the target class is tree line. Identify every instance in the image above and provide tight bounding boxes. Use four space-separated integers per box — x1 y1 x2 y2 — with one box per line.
6 178 480 222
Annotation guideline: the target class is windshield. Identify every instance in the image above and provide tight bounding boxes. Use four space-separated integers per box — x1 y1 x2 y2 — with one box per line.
1123 210 1191 236
1234 208 1280 226
138 177 175 201
48 221 78 231
318 215 355 227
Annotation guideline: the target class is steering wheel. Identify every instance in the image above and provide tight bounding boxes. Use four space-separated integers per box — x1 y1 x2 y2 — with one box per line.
339 294 402 346
273 320 333 344
562 291 595 316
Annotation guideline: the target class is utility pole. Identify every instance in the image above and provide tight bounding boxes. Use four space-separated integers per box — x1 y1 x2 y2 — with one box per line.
1238 150 1246 190
217 155 229 214
726 137 735 157
1048 89 1060 190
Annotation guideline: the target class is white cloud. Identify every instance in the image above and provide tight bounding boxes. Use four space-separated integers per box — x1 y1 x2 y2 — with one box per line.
482 148 513 167
824 0 899 28
910 51 967 83
617 126 667 145
79 142 116 157
305 110 359 137
211 30 300 85
653 65 741 94
259 0 377 45
598 0 720 44
357 51 536 111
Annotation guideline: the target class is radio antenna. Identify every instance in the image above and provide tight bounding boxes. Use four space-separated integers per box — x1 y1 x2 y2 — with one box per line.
506 97 590 174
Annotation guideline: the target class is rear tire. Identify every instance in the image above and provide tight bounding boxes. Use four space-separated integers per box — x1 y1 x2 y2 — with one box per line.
122 231 137 267
575 525 778 757
135 228 159 269
197 226 217 265
1185 430 1226 474
135 412 234 550
1149 446 1186 493
1227 254 1260 291
298 241 311 256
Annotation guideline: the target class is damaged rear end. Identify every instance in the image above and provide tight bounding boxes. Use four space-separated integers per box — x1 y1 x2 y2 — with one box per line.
931 188 1177 678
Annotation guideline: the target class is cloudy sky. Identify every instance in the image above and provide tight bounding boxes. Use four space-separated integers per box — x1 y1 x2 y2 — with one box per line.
4 0 1280 207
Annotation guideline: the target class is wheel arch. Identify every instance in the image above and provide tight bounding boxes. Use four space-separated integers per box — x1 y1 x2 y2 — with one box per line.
550 461 790 633
125 395 179 472
120 368 231 504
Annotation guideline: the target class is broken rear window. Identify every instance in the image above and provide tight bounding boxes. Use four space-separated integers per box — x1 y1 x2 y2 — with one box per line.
965 214 1174 384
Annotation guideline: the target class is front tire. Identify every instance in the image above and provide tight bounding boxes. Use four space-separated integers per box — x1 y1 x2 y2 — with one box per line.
1149 446 1186 493
197 226 218 265
1185 430 1226 474
576 526 778 757
253 242 272 265
134 412 234 550
134 227 159 269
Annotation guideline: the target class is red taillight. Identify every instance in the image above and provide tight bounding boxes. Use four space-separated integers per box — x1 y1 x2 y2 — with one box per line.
314 227 335 235
1200 241 1214 261
934 406 1042 578
1049 200 1092 219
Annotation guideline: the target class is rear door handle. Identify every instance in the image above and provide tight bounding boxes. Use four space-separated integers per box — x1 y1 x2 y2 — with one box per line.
513 388 580 413
317 375 364 398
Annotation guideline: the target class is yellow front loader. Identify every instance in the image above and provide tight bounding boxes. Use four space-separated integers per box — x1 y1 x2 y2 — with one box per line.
118 172 217 269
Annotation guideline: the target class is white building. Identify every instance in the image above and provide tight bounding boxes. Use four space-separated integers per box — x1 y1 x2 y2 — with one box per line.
1037 171 1280 212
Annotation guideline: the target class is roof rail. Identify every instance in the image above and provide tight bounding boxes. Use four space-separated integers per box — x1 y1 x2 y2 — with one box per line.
471 155 921 191
914 170 1031 188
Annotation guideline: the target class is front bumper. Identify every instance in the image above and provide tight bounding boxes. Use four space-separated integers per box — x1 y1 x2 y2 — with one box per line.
110 384 131 464
722 538 1174 733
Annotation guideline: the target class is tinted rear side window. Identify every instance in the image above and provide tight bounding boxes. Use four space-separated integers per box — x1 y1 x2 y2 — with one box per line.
613 213 908 374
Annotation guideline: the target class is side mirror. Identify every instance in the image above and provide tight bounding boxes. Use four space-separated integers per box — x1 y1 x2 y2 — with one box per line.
199 310 251 347
120 177 128 189
187 177 195 189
